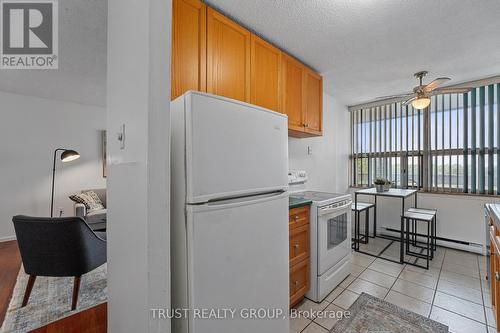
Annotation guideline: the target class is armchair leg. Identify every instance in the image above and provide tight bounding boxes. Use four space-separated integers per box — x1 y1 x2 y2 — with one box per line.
72 276 81 310
22 275 37 307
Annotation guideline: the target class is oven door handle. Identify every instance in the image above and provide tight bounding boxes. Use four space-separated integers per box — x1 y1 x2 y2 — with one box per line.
318 201 352 216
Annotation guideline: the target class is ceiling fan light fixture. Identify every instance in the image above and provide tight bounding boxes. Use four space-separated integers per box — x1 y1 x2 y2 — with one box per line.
411 97 430 109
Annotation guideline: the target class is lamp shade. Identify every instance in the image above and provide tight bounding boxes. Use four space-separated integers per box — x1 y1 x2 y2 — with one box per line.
60 150 80 162
411 97 431 110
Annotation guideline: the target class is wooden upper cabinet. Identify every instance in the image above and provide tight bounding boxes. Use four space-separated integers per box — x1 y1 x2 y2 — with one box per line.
304 68 323 135
250 35 281 112
207 8 251 103
281 54 305 133
171 0 207 100
171 3 322 137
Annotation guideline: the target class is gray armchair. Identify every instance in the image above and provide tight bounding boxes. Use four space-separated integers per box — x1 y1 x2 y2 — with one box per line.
74 188 106 231
12 215 107 310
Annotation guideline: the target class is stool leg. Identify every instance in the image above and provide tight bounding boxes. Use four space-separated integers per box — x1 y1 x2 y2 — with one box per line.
412 219 417 246
374 200 377 238
369 207 375 238
430 216 435 259
353 211 357 250
364 210 369 244
400 216 404 263
426 220 430 269
433 214 437 251
356 211 360 250
406 218 410 254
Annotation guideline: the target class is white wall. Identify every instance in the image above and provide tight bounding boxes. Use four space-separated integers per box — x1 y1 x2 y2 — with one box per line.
289 92 350 193
107 0 171 332
0 91 106 241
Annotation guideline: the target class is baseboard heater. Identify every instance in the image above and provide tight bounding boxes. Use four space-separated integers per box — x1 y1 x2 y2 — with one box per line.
382 227 485 255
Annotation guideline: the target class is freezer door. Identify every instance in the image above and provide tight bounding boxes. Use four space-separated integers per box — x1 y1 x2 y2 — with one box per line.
185 191 289 333
184 92 288 203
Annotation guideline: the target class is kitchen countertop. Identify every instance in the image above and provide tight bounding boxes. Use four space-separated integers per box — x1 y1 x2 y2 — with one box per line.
289 196 312 209
486 203 500 227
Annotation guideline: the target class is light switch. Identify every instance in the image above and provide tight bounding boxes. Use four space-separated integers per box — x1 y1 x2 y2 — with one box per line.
307 146 313 155
117 124 125 150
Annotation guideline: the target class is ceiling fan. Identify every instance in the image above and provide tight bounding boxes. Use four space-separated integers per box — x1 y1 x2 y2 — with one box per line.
376 71 472 109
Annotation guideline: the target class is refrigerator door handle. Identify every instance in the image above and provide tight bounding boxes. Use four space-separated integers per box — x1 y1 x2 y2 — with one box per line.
189 191 288 211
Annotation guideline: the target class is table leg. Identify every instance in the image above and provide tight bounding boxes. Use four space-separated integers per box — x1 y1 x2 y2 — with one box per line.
355 193 358 251
414 192 418 208
373 195 377 237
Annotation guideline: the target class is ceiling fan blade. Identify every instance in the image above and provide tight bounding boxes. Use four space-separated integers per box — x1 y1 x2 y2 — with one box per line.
375 93 414 100
423 77 451 92
431 87 472 95
402 97 417 106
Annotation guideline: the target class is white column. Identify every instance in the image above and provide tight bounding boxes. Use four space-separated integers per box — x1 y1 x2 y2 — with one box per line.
107 0 171 332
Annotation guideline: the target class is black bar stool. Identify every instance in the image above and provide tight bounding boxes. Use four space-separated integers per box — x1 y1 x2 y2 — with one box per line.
352 202 375 248
407 207 437 253
402 210 434 269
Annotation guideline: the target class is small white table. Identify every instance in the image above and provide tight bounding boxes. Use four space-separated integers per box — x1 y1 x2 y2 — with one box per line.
354 188 418 263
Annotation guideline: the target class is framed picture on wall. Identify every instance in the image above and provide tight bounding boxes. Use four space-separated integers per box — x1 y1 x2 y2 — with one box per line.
101 130 107 178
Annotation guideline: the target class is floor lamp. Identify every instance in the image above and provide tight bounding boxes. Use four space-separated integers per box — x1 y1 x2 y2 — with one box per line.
51 149 80 217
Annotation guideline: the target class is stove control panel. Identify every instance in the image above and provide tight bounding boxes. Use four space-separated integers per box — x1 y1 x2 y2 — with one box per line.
288 170 308 185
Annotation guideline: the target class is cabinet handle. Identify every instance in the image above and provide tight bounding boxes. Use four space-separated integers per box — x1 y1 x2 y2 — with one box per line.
294 215 300 221
294 281 299 287
294 244 299 254
495 272 500 281
304 123 309 128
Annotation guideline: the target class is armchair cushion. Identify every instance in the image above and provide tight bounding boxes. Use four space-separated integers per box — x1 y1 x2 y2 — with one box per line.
85 209 107 231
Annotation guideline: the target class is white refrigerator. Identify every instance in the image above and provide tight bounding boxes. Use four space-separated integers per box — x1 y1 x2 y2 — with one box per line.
171 91 289 333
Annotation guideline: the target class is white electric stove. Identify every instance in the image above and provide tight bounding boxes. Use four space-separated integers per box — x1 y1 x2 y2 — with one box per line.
289 171 352 303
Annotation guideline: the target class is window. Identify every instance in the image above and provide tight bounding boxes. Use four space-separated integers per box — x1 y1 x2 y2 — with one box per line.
350 83 500 195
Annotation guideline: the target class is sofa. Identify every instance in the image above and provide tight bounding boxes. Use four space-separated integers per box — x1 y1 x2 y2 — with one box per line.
74 188 107 231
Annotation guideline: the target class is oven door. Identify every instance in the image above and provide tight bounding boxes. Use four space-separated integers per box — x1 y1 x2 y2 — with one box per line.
317 200 352 275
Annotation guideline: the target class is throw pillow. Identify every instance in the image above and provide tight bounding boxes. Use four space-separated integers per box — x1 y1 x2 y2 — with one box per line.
69 191 104 211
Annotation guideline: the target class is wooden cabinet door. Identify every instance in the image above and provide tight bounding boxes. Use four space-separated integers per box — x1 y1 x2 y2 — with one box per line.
250 35 281 112
171 0 206 100
207 8 250 103
289 224 309 267
281 54 304 133
289 259 309 308
304 68 323 135
289 206 309 230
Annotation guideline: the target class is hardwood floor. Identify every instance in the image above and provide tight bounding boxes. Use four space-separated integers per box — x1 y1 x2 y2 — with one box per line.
0 240 21 325
0 240 107 332
30 303 107 333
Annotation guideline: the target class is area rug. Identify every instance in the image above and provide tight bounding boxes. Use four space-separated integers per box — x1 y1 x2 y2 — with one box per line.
331 293 448 333
0 264 107 333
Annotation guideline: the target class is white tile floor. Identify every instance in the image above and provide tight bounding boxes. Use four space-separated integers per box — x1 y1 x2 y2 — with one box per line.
290 248 494 333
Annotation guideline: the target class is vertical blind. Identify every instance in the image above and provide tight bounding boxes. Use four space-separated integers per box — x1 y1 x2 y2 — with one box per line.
350 83 500 195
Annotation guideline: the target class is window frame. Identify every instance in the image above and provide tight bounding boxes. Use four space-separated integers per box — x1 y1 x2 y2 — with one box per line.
349 80 500 197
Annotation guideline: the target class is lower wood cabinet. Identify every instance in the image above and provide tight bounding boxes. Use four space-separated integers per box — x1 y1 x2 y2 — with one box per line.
490 219 500 329
289 205 310 307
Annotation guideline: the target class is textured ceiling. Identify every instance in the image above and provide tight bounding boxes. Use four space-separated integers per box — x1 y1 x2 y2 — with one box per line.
0 0 107 106
3 0 500 107
207 0 500 106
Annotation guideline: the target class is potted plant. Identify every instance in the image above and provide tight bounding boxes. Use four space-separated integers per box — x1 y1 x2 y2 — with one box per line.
374 178 386 193
383 179 392 192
